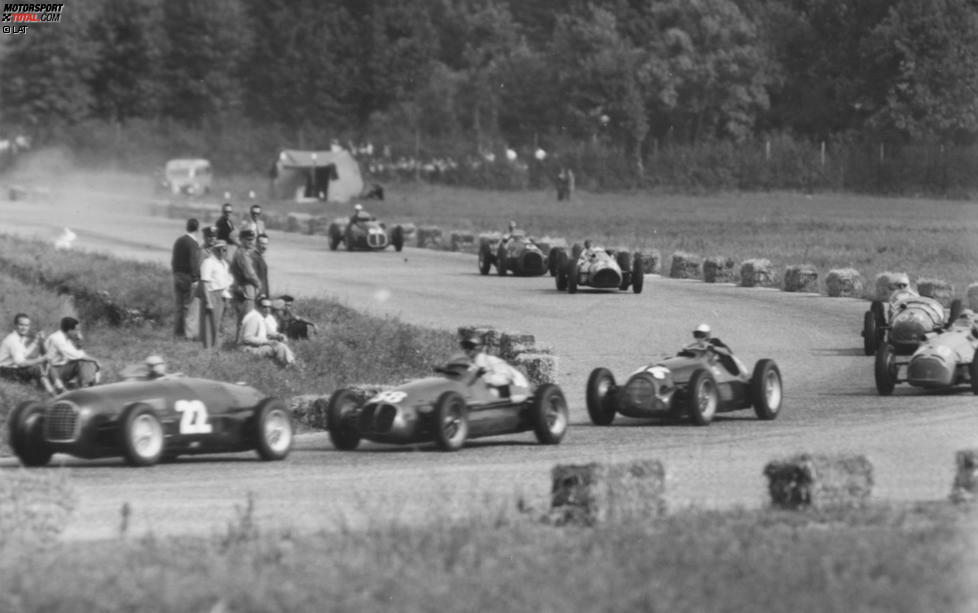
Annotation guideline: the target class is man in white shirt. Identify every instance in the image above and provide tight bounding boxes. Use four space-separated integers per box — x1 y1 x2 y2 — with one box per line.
198 240 234 349
459 334 529 401
0 313 55 394
44 317 100 390
239 298 295 367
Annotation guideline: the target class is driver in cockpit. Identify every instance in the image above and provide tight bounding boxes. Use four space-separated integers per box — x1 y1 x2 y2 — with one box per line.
688 323 744 375
459 334 529 401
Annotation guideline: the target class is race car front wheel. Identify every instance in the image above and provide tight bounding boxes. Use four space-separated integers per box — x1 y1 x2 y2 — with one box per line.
8 401 53 467
120 404 164 467
750 359 783 420
970 347 978 395
327 389 362 451
531 384 569 444
433 391 469 451
586 368 617 426
687 369 718 426
254 398 293 461
874 343 897 396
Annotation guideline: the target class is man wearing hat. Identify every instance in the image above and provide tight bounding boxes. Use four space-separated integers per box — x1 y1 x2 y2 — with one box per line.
230 229 261 339
199 239 234 349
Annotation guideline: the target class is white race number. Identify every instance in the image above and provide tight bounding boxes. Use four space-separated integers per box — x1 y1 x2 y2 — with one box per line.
175 399 213 434
369 390 407 404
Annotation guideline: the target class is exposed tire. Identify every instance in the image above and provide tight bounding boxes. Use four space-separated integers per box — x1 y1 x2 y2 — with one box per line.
571 243 583 260
566 259 578 294
530 383 569 444
585 367 617 426
750 359 783 420
871 300 885 324
874 343 897 396
631 254 644 294
686 368 718 426
392 225 404 252
547 247 564 277
433 391 468 451
120 404 164 467
862 310 879 356
496 244 508 276
970 346 978 395
254 397 293 461
344 228 355 251
327 389 362 450
8 401 53 467
478 244 492 275
327 225 342 251
948 298 963 328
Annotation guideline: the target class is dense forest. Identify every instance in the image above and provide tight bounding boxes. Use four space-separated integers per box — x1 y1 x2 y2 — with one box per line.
2 0 978 194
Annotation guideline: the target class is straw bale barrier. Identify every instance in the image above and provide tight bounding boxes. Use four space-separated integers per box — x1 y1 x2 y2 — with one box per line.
783 264 819 293
548 460 667 526
399 223 417 244
456 327 557 384
825 268 864 298
499 332 539 360
416 225 443 249
636 249 662 275
917 278 955 308
872 272 910 300
739 258 776 288
950 449 978 503
262 211 288 231
763 453 874 509
669 251 702 279
513 352 558 386
968 283 978 312
289 394 330 430
449 231 476 253
703 256 736 283
457 325 500 352
286 212 313 234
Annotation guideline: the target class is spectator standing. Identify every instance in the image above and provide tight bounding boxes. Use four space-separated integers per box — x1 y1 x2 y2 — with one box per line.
240 298 296 367
198 240 233 349
229 229 261 337
171 218 201 340
45 317 100 390
253 233 270 299
0 313 55 394
240 204 266 237
216 202 238 246
556 167 575 201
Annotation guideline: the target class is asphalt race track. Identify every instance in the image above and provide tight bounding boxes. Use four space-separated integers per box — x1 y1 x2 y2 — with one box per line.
2 191 977 540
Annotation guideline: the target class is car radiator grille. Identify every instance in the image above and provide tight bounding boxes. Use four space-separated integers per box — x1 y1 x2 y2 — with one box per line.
520 252 544 275
592 268 621 287
367 233 388 248
45 401 80 442
358 403 397 434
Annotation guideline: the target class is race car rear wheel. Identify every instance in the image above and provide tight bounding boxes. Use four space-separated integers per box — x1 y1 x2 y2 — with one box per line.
616 252 631 290
478 244 492 275
547 247 564 277
871 300 886 325
254 398 293 461
969 346 978 395
8 401 53 467
586 367 617 426
687 368 718 426
392 225 404 252
750 359 783 420
565 259 578 294
120 404 164 467
530 384 569 444
631 254 644 294
433 391 469 451
496 245 508 276
555 251 568 291
862 310 880 356
874 343 897 396
948 299 963 328
327 389 362 451
328 225 342 251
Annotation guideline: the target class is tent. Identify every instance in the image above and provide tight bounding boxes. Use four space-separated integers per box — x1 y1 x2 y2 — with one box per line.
270 149 364 203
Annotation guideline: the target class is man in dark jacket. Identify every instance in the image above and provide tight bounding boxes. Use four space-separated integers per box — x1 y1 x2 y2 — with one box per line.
216 202 237 246
171 218 201 339
253 233 270 299
230 229 261 340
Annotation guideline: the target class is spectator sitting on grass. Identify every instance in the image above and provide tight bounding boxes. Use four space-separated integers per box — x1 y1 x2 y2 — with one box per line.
240 297 296 367
44 316 100 391
0 313 56 395
272 295 317 340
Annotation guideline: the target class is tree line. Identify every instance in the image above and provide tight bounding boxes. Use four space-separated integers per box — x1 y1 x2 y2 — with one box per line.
2 0 978 193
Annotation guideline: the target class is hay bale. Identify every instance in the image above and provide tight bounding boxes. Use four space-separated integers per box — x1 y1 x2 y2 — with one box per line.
783 264 819 293
449 231 476 253
950 449 978 503
917 278 955 308
669 251 702 279
825 268 864 298
416 225 443 249
263 211 287 231
512 352 558 386
286 212 312 234
703 256 736 283
499 332 537 361
548 460 667 526
968 283 978 312
763 453 874 510
309 216 332 236
635 249 661 275
289 394 330 430
740 258 777 288
398 223 417 243
872 272 910 300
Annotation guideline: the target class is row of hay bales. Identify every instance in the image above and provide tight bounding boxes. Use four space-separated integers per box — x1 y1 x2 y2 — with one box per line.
159 202 978 309
545 449 978 526
288 325 556 431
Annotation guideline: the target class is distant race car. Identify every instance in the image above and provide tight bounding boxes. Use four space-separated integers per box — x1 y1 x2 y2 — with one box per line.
7 377 293 467
862 291 962 356
586 344 783 426
874 309 978 395
327 216 404 252
554 244 644 294
478 233 555 277
325 357 569 451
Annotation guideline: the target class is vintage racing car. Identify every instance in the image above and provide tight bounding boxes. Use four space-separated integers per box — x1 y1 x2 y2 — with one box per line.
554 244 644 294
478 232 556 277
327 214 404 252
586 344 783 426
874 308 978 395
7 377 293 467
862 291 962 356
325 357 569 451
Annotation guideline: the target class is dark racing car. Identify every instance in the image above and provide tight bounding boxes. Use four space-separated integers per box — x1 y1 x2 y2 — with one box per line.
478 232 555 277
586 344 783 426
327 214 404 252
325 357 569 451
7 377 293 467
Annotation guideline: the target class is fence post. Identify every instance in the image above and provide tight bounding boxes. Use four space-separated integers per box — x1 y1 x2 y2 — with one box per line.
765 139 771 162
820 141 826 169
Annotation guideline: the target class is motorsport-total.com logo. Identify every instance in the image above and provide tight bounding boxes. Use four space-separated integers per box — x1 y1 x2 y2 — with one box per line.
2 3 64 35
